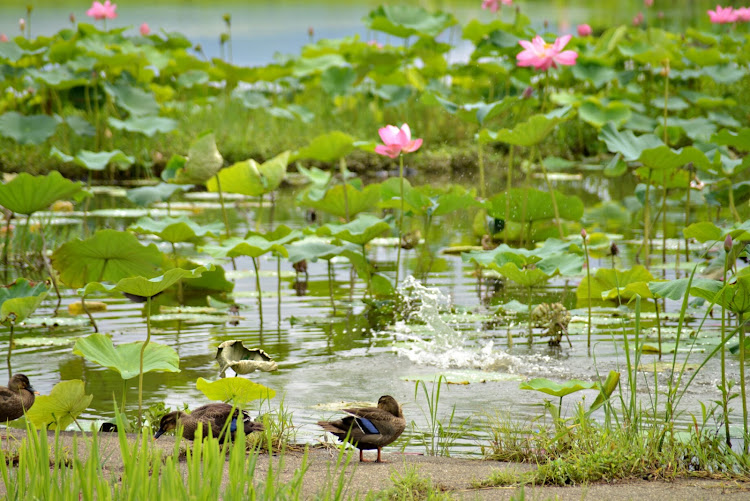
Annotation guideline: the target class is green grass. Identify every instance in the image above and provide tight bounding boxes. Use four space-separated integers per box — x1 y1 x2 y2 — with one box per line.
367 465 454 501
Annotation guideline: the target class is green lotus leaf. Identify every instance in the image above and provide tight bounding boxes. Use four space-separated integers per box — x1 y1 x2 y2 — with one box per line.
0 171 83 215
129 216 224 243
232 89 271 109
301 183 381 219
316 214 391 245
73 149 135 171
285 238 348 263
576 265 656 303
196 377 276 406
0 112 59 145
164 132 223 185
520 378 598 398
126 183 192 207
73 333 180 380
108 116 177 137
26 67 89 90
0 278 50 325
598 123 663 161
177 69 210 88
579 100 631 128
493 262 556 287
293 131 355 162
51 229 163 288
172 259 234 293
293 54 348 77
202 236 290 259
365 5 457 38
65 116 96 137
648 277 720 301
79 266 211 298
25 380 93 430
712 128 750 153
637 145 711 171
572 63 618 89
486 188 584 223
381 181 480 217
479 112 569 146
683 222 723 243
691 270 750 315
206 151 288 197
104 81 160 116
321 66 357 96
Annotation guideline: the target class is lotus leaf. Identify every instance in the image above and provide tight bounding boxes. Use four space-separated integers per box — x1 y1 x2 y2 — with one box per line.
163 132 223 185
691 270 750 315
104 81 160 116
380 180 480 217
65 116 96 137
206 151 289 196
215 340 277 377
576 265 656 303
0 171 83 215
285 238 352 263
579 100 631 128
365 5 457 38
0 278 50 325
479 113 569 146
73 333 180 380
316 215 391 245
599 123 663 161
712 128 750 152
301 183 381 219
321 66 357 96
486 188 583 223
74 149 135 171
108 116 177 136
683 222 723 243
51 229 163 288
25 380 93 430
520 378 598 397
203 235 290 260
126 183 192 207
78 266 211 299
294 131 355 162
196 377 276 406
0 112 59 145
129 216 223 243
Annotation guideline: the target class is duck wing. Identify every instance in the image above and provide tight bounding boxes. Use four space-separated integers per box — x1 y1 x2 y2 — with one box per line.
0 387 23 422
343 407 406 442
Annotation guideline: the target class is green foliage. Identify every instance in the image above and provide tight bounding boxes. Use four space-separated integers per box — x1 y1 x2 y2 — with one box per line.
0 112 58 145
196 377 276 406
163 132 223 185
73 332 180 380
0 171 83 215
25 380 93 430
316 214 391 245
129 216 224 243
0 278 49 325
206 151 289 196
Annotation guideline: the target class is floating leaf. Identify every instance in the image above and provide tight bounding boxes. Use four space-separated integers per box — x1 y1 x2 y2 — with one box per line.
196 377 276 406
79 266 211 299
25 380 93 430
215 340 277 377
129 216 223 243
520 378 598 397
316 214 391 245
73 333 180 380
126 183 192 207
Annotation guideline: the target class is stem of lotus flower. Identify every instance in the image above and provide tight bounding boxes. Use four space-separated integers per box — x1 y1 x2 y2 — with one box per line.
504 146 514 245
542 70 550 113
396 154 404 287
721 251 731 446
214 174 231 238
253 257 263 325
740 312 748 454
2 212 11 282
583 236 591 349
537 147 563 238
642 169 652 268
6 324 13 377
328 260 336 314
728 182 741 222
527 285 533 346
662 61 669 271
478 142 485 200
138 296 153 429
339 158 350 222
684 168 691 263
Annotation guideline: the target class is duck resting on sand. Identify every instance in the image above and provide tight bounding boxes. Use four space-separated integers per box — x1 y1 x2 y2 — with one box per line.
0 374 36 438
317 395 405 463
154 402 263 441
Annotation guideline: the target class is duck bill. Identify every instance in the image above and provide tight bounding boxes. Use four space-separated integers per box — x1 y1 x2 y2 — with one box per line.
154 429 165 439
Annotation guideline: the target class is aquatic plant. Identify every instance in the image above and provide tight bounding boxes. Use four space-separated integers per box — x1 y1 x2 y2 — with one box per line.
0 278 49 374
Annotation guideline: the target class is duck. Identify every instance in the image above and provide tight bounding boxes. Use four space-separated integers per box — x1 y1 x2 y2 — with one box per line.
317 395 405 463
0 374 36 437
154 402 263 442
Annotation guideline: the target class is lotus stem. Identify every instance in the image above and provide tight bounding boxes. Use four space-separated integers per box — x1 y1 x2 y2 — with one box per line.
339 158 350 222
252 257 263 325
137 296 153 429
2 212 12 282
537 147 563 239
728 183 741 222
654 300 662 361
583 234 592 349
362 243 371 298
6 324 13 376
38 228 61 313
81 295 98 333
661 182 668 271
213 174 231 238
328 260 336 315
504 146 514 244
396 154 404 287
684 171 691 262
527 284 533 346
643 169 652 268
277 255 281 325
721 250 731 446
740 312 748 454
478 141 485 200
256 194 263 232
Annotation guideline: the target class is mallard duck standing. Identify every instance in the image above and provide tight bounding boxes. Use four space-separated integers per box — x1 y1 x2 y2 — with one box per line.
154 402 263 441
317 395 405 462
0 374 36 438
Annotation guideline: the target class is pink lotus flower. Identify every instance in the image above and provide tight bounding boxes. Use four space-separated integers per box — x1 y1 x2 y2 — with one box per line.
577 24 592 36
633 12 644 25
375 124 422 159
708 5 737 23
482 0 512 13
736 7 750 21
516 34 578 71
644 0 653 6
140 23 150 36
0 34 7 42
86 1 117 21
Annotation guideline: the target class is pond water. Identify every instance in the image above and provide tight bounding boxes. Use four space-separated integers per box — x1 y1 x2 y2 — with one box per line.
2 170 742 456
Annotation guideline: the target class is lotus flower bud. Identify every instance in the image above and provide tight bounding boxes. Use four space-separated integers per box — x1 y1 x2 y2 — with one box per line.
577 24 592 37
724 235 733 252
140 23 150 36
581 228 587 240
522 86 534 99
19 18 25 33
222 13 231 27
644 0 653 7
70 13 76 25
308 26 314 38
0 34 7 42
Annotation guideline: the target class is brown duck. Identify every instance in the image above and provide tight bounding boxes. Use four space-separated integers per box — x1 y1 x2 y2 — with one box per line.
154 402 263 441
0 374 36 437
317 395 405 463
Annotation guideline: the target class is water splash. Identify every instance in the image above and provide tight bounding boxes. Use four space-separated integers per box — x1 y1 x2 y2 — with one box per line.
390 276 524 372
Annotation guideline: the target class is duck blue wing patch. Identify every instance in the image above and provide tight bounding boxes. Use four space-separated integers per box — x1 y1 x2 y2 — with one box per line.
357 417 379 435
230 416 238 433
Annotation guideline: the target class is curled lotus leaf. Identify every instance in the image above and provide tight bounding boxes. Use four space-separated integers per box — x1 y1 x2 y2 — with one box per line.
216 340 278 377
163 132 223 185
25 380 93 430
